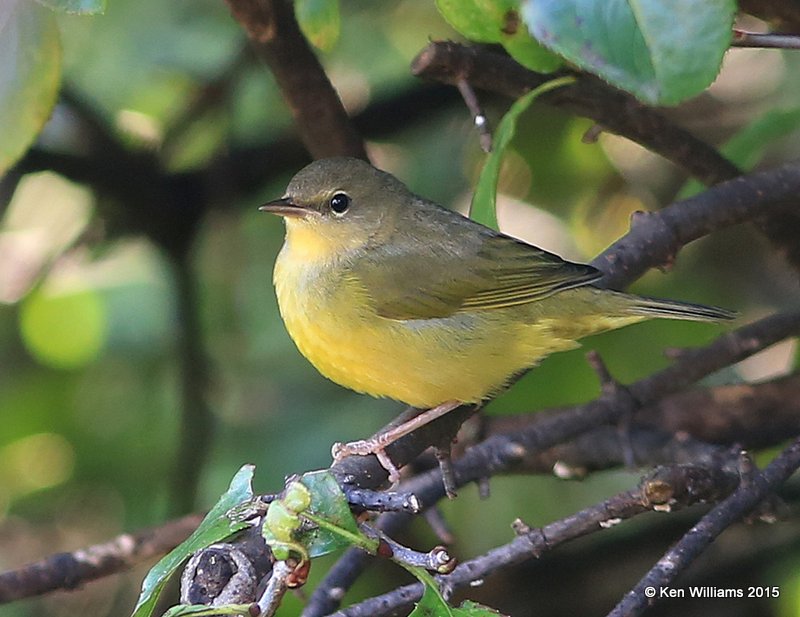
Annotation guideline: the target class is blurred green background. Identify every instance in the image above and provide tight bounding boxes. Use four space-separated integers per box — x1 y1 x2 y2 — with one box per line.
2 1 800 616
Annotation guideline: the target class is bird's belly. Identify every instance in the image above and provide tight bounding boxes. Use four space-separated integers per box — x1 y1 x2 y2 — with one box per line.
275 260 585 407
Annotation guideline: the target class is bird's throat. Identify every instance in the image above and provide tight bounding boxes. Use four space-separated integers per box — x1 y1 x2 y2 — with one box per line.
283 220 340 264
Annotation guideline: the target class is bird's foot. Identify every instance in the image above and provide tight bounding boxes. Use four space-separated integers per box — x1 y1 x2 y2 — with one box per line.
330 400 462 485
332 438 401 484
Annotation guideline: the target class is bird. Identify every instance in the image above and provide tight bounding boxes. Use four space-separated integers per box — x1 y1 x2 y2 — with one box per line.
260 157 733 481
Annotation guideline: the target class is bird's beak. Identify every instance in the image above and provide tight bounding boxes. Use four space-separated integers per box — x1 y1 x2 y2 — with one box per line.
259 198 316 218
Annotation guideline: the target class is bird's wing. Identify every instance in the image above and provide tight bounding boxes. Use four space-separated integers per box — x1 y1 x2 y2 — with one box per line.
351 216 601 321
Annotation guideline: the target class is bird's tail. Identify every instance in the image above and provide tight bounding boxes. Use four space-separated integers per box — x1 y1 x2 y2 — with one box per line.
625 294 736 322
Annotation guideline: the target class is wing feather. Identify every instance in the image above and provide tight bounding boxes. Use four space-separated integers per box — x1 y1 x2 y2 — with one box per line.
350 202 600 320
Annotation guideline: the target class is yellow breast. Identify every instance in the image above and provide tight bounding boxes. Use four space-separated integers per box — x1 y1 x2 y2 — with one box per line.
274 250 605 408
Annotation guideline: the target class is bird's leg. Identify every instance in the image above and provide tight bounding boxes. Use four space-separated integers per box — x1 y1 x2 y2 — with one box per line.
331 400 462 483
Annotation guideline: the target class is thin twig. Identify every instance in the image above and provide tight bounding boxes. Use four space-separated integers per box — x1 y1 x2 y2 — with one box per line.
360 525 456 574
255 560 293 617
342 488 421 514
485 372 800 455
732 28 800 49
456 78 492 152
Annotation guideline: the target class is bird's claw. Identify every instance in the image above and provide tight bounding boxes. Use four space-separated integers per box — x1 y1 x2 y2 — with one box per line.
331 440 401 484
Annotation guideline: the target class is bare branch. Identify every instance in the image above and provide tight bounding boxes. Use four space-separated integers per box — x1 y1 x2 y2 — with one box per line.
732 29 800 49
224 0 367 160
637 373 800 447
0 514 202 602
591 160 800 289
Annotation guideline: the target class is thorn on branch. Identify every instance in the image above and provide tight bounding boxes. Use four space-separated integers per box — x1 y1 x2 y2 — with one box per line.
737 449 757 489
585 350 617 396
510 518 531 535
581 123 604 144
424 507 456 545
456 78 492 152
434 443 458 499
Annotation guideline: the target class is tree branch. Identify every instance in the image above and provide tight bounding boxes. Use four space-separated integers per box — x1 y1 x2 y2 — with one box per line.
732 29 800 49
590 160 800 289
0 514 202 602
4 309 796 606
487 371 800 471
224 0 367 160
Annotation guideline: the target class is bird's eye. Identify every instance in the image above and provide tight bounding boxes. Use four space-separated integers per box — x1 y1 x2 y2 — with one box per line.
329 192 350 215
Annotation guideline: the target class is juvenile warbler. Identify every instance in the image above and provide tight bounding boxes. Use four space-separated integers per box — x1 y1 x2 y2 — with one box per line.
261 157 732 479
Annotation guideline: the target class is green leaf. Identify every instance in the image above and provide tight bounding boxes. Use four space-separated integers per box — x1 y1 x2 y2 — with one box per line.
435 0 561 73
471 76 575 230
161 604 253 617
720 107 800 171
502 29 562 74
295 0 340 52
410 584 455 617
34 0 106 15
521 0 736 105
457 600 509 617
436 0 513 42
298 470 361 558
131 465 256 617
0 0 62 176
680 106 800 198
409 586 509 617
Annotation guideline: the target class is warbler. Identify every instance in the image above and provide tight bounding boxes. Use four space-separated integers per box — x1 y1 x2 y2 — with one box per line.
261 157 733 479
